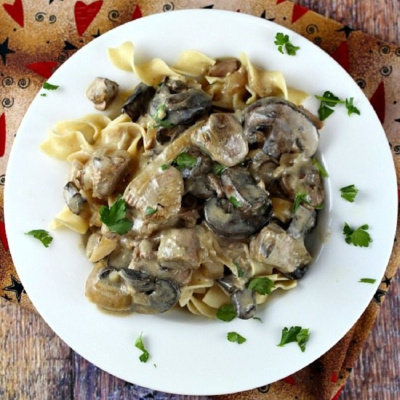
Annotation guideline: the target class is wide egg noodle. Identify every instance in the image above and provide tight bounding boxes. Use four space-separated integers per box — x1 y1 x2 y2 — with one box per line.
172 50 216 77
49 206 89 234
40 114 110 160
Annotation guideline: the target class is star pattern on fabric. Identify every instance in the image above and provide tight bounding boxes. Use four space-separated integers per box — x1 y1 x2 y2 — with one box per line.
382 275 392 288
373 288 387 305
92 29 101 38
260 10 275 21
0 38 15 66
49 0 63 4
337 25 357 38
1 293 12 301
3 275 25 303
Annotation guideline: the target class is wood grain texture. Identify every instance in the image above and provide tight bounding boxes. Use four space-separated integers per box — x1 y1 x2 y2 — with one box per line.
1 1 400 399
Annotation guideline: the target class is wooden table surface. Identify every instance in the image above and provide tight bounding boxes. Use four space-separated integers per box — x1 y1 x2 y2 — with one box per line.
1 1 400 399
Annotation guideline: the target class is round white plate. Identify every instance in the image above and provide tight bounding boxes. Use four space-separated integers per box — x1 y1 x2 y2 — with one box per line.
4 9 398 395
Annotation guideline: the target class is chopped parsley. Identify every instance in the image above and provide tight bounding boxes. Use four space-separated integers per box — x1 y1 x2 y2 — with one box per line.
292 193 308 213
359 278 376 284
229 196 241 208
213 163 227 176
42 82 59 91
99 195 133 235
25 229 53 248
315 91 361 121
161 164 169 171
248 277 275 295
340 184 359 203
343 222 372 247
145 206 158 216
235 262 245 278
278 326 310 352
135 333 150 363
312 158 329 178
153 104 174 128
173 152 197 170
274 32 300 55
227 331 247 344
216 304 236 322
253 316 263 323
40 93 47 97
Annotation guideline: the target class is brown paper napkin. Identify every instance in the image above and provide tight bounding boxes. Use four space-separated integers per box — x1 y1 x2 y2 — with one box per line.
1 1 399 399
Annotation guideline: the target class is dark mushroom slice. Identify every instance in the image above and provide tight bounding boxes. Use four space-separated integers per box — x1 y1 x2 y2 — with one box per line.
220 167 270 215
207 58 241 77
249 222 312 279
149 86 212 127
276 153 325 207
63 181 90 217
107 245 133 269
121 82 156 121
287 204 317 240
217 275 257 320
204 196 272 239
86 77 119 111
192 113 248 167
248 149 279 189
242 97 319 159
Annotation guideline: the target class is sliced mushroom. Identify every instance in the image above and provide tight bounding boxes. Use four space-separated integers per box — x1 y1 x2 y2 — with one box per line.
220 167 270 215
192 113 248 167
122 82 156 122
242 97 319 159
249 222 312 279
85 263 180 314
248 149 279 189
204 196 271 239
86 77 119 111
275 153 325 207
63 181 90 217
157 228 200 270
81 149 131 199
107 245 133 269
217 274 256 320
287 204 316 239
207 58 241 77
149 78 212 127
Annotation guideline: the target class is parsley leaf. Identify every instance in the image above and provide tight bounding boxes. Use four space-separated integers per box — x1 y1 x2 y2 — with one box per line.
173 152 197 170
100 196 133 235
315 91 361 121
312 158 329 178
145 206 158 216
235 262 245 278
227 331 247 344
216 304 237 322
278 326 310 352
274 32 300 55
135 333 150 363
161 164 169 171
43 82 59 90
25 229 53 248
292 193 309 213
343 222 372 247
340 184 359 202
229 196 241 208
248 277 275 295
359 278 376 284
213 163 227 176
153 104 174 128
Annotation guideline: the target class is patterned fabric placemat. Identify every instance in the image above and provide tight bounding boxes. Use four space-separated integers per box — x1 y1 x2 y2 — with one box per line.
1 1 399 399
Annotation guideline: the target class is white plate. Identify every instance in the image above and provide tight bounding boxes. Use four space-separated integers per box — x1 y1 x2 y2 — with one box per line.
4 10 398 395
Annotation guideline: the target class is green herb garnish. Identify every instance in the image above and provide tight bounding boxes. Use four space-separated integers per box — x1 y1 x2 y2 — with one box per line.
100 195 133 235
229 196 241 208
315 91 361 120
343 223 372 247
145 206 158 216
40 93 47 97
213 163 227 176
312 158 329 178
235 263 245 278
278 326 310 352
253 316 263 323
153 104 174 128
135 333 150 363
227 331 247 344
359 278 376 284
161 164 169 171
25 229 53 248
340 184 359 203
173 152 197 170
43 82 59 90
216 304 237 322
248 277 275 295
274 32 300 55
292 193 308 213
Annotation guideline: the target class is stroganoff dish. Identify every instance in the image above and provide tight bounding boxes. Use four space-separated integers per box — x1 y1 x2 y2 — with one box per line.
41 42 325 319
